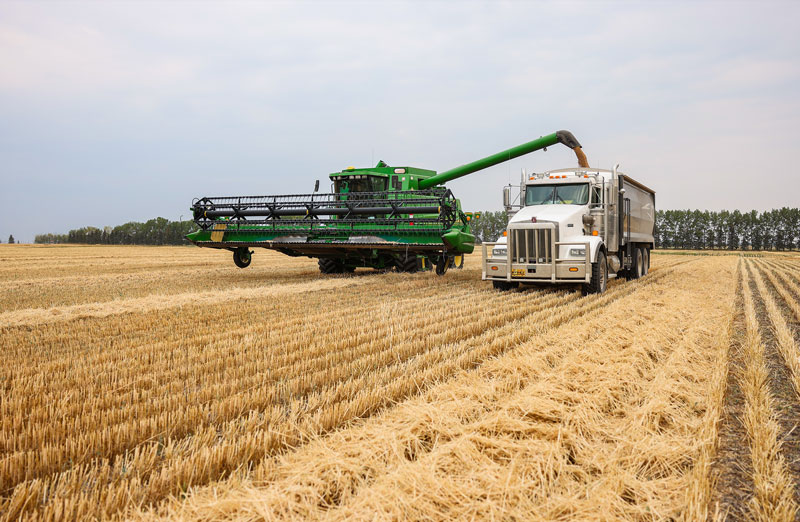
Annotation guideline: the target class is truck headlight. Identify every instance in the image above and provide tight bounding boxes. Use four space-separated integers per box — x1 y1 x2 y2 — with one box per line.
569 248 586 257
492 247 507 257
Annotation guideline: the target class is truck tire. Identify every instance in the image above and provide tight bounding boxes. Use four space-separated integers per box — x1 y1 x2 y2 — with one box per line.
492 280 519 291
641 248 650 276
635 247 644 279
583 250 607 295
626 246 643 280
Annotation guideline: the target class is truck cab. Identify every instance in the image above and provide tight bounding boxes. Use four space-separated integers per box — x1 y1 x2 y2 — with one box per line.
482 166 655 294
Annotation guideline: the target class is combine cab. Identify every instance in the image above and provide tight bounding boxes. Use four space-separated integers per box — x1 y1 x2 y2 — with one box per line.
187 131 588 275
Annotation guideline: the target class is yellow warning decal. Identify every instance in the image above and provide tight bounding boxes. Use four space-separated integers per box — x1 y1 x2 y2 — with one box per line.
210 223 227 242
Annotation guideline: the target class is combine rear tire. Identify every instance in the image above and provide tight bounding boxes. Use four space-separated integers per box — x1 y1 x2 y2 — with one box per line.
492 280 519 291
452 255 464 269
233 248 252 268
582 250 607 295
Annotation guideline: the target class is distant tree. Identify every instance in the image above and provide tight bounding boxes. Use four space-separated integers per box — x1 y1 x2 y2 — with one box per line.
7 235 14 244
469 211 508 244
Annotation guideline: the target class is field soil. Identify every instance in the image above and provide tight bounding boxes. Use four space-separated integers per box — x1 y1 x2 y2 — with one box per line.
1 245 799 521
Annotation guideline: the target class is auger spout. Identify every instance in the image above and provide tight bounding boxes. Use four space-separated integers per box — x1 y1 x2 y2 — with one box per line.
418 130 588 190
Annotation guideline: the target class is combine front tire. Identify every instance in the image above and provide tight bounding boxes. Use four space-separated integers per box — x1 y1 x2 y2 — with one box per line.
582 250 607 295
318 258 341 274
397 256 418 273
318 258 355 274
233 248 252 268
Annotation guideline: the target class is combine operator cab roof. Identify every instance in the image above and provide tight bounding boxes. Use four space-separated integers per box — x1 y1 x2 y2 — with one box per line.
329 163 439 191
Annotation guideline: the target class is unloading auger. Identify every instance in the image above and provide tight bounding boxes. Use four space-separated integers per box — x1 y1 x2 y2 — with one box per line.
187 130 588 275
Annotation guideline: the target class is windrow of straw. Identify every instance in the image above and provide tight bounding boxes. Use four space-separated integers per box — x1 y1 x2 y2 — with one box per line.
0 246 680 520
738 262 797 521
6 246 797 521
133 256 738 521
750 264 800 397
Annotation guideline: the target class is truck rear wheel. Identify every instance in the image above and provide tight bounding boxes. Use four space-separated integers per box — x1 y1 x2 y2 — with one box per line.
626 246 643 280
583 250 607 295
641 248 650 276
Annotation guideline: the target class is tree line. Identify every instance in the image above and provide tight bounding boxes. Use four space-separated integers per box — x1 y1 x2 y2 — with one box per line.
32 208 800 250
469 208 800 250
655 208 800 250
34 218 195 245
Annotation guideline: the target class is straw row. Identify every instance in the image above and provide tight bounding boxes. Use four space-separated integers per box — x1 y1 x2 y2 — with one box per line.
739 262 797 521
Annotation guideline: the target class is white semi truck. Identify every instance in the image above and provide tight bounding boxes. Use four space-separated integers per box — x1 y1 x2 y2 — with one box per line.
481 165 655 294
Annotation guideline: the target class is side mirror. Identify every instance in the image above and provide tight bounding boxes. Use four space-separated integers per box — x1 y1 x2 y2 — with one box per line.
502 186 511 209
314 180 320 193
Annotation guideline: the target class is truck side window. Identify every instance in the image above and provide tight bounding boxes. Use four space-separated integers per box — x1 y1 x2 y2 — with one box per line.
591 186 601 206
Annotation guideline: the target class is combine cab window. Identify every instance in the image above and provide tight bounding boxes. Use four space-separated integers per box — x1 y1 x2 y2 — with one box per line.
335 176 387 195
525 183 590 206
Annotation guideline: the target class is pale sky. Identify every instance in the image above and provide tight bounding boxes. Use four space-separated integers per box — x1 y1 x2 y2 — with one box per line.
1 0 798 242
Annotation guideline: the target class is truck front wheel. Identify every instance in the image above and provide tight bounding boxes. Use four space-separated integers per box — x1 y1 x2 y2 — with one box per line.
583 250 607 295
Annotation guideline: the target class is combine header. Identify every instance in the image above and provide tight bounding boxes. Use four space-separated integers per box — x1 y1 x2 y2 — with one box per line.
187 131 588 275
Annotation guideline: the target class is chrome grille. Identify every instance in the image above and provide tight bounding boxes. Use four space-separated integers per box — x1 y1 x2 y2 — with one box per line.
510 228 553 264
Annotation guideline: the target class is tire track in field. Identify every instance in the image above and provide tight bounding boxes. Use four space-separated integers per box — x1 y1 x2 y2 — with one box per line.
710 260 755 521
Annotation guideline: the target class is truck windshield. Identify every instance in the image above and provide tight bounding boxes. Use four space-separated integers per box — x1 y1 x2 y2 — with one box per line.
525 183 589 206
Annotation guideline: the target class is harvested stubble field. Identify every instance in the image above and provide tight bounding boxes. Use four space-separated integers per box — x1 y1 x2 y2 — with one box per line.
1 245 800 521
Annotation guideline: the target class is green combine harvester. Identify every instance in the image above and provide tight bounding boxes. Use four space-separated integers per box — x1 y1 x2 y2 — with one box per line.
187 130 588 275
